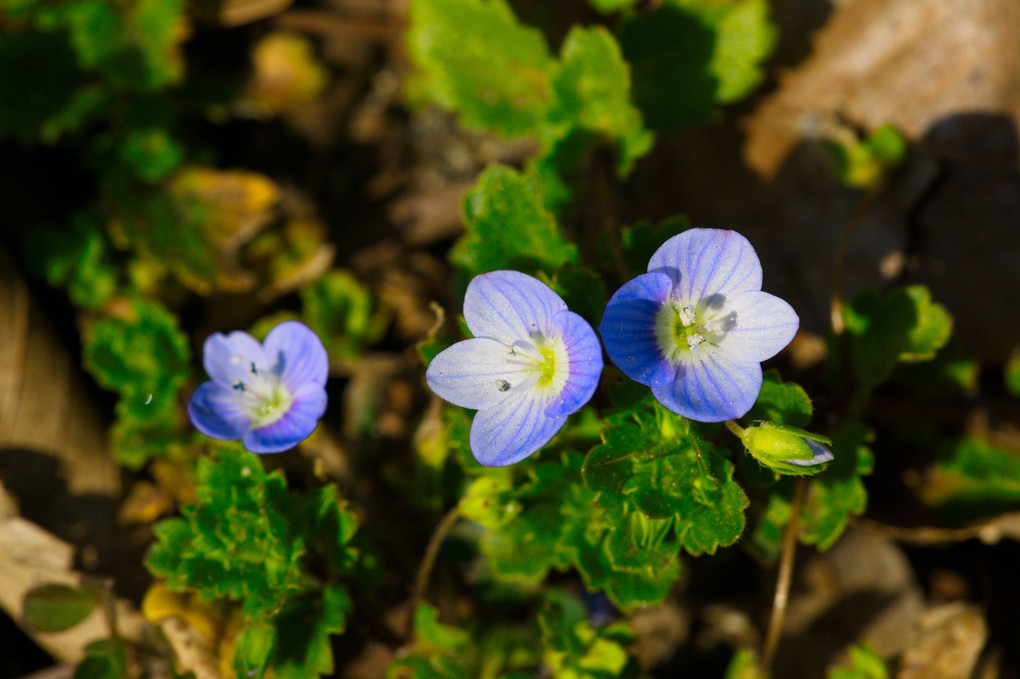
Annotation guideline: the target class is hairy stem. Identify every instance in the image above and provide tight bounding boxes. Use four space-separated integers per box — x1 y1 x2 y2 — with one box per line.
760 477 808 672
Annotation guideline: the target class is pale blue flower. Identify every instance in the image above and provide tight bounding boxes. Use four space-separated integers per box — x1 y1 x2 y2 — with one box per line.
599 229 799 422
426 271 603 467
188 321 328 453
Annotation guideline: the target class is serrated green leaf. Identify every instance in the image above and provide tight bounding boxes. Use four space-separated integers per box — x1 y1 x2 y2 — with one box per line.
583 404 748 555
119 128 183 182
83 299 190 416
451 165 578 277
703 0 776 103
414 603 472 652
406 0 553 138
22 584 99 633
538 591 637 679
549 26 652 174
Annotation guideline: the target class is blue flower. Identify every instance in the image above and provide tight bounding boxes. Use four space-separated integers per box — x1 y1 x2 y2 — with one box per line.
599 229 799 422
426 271 603 467
188 320 328 453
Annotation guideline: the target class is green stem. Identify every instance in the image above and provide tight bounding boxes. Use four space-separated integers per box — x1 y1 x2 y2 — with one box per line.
723 420 746 439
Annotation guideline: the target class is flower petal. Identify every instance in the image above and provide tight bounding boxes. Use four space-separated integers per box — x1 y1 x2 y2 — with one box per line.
242 383 327 453
187 381 251 440
426 338 540 411
203 330 271 390
599 271 675 388
469 391 566 466
545 310 603 418
652 353 762 422
787 439 835 467
648 229 762 302
464 271 568 344
713 291 799 363
263 320 329 391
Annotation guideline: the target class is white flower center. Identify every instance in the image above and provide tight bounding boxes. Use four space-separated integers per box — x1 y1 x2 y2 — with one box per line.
230 360 293 428
655 300 728 363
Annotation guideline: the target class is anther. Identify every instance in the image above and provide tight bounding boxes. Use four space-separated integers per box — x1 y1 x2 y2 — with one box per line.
496 379 510 392
687 332 707 354
679 306 697 327
232 381 246 391
250 362 258 375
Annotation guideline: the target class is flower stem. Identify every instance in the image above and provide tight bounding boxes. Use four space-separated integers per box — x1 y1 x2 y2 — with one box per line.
760 477 808 673
723 420 745 439
409 506 461 633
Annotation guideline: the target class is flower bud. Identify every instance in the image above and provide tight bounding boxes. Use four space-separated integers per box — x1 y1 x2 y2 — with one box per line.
740 422 833 475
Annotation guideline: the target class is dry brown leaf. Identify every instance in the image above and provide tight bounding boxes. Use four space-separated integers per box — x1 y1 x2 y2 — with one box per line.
898 604 988 679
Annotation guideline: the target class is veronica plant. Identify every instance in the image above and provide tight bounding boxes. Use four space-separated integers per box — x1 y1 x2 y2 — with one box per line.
426 270 603 466
188 321 329 453
600 228 799 422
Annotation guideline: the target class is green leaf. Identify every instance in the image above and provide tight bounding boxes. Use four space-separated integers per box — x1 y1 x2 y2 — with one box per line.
801 421 874 550
538 591 638 679
917 437 1020 518
619 0 776 131
146 447 359 623
119 128 184 183
583 405 749 555
273 585 352 679
828 641 888 679
589 0 639 12
406 0 554 138
22 211 118 310
74 639 129 679
234 623 276 679
747 371 813 428
83 299 190 417
842 285 953 394
545 265 608 330
548 26 653 173
413 603 472 652
451 165 578 277
301 270 388 362
725 647 767 679
618 216 691 276
1005 343 1020 398
22 584 99 633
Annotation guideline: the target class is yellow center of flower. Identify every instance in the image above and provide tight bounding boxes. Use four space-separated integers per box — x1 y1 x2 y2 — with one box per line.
537 345 557 387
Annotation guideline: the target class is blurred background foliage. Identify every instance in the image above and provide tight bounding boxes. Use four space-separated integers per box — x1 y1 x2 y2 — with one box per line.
1 0 1019 677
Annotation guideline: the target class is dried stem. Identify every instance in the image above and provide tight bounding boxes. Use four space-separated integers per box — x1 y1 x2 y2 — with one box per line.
408 506 461 633
760 477 808 672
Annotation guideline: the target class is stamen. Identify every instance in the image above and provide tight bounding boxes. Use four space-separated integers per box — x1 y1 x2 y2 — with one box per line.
250 362 258 375
687 332 707 354
679 305 697 327
232 381 246 391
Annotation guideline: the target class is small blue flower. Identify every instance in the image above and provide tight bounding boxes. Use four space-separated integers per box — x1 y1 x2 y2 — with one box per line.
188 320 328 453
599 229 799 422
426 271 603 467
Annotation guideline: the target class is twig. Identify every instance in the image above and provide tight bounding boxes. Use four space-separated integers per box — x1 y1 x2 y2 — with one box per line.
853 513 1020 546
408 506 460 633
760 477 808 672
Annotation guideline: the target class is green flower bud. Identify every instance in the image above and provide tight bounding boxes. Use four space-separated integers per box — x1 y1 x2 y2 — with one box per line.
740 423 833 476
